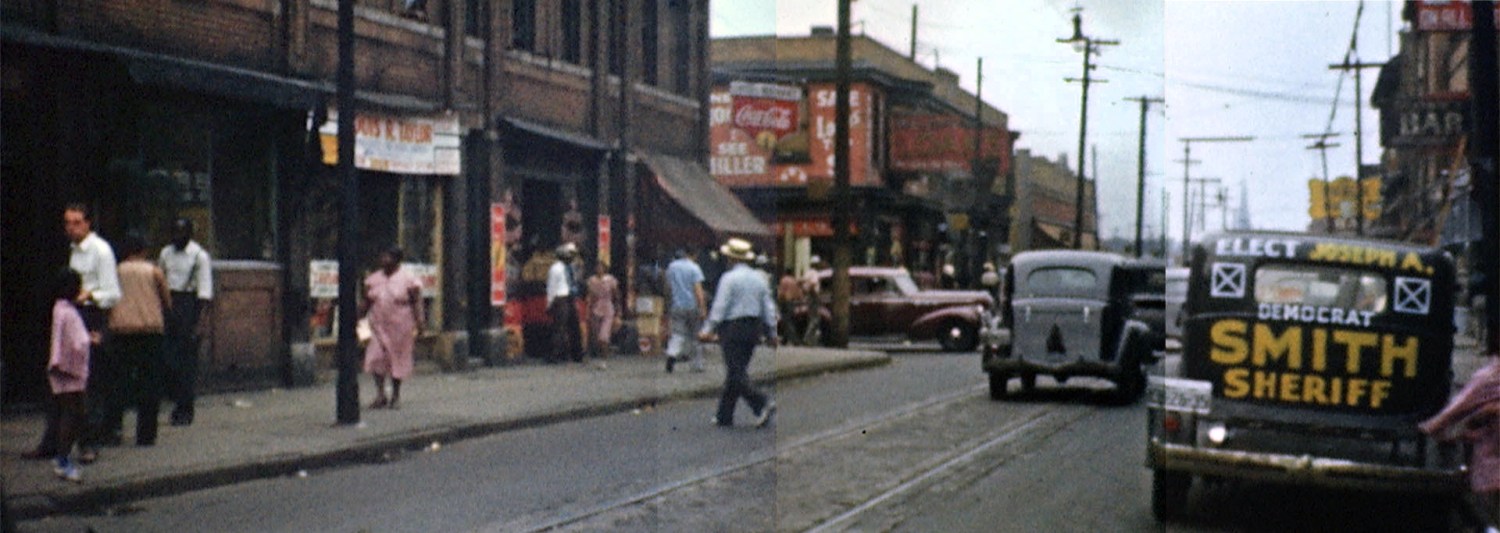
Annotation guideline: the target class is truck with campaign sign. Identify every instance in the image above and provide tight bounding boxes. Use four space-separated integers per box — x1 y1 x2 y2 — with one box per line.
1146 231 1466 521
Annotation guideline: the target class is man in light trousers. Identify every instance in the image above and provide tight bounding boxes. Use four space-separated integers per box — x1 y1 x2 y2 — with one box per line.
664 248 706 373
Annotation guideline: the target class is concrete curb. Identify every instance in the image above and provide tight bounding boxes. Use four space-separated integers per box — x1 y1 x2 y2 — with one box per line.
6 353 891 520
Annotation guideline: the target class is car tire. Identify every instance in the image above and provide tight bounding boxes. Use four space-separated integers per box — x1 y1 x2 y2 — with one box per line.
939 321 978 352
1151 469 1190 522
1019 372 1037 393
988 372 1010 400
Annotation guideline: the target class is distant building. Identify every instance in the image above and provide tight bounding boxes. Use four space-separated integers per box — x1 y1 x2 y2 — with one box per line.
1010 150 1098 252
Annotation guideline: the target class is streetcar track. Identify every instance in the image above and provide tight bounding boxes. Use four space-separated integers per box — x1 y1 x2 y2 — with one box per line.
489 383 992 532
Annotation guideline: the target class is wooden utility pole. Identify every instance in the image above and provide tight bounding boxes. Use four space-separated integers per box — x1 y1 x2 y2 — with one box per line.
909 4 918 61
1329 58 1383 236
1126 96 1163 257
1178 136 1251 264
830 0 853 347
1303 132 1342 232
1058 10 1117 250
334 0 359 424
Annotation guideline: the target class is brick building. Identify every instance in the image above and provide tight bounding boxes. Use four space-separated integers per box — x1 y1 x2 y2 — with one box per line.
1010 149 1098 251
0 0 756 404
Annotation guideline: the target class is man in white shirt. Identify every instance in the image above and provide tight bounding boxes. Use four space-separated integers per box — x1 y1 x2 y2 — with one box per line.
159 218 213 426
546 243 583 364
57 204 119 460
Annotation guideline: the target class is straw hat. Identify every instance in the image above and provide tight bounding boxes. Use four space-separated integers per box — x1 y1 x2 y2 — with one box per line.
555 242 578 258
719 238 756 262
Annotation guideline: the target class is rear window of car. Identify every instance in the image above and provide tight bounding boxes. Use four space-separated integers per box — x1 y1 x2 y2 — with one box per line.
1025 267 1097 296
1254 265 1387 313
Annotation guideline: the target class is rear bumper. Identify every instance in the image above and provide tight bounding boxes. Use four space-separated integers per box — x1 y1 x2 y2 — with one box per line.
983 357 1123 379
1148 440 1466 493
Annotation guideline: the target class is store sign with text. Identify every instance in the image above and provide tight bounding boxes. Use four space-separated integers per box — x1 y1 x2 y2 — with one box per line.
320 109 462 175
889 112 1012 175
709 82 877 188
1414 0 1500 31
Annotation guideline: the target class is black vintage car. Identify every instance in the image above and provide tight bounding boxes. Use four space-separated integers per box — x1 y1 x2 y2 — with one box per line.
1146 232 1465 521
983 250 1161 401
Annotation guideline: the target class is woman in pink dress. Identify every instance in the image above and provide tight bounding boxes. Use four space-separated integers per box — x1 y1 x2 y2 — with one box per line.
362 247 423 409
1421 357 1500 527
585 261 620 363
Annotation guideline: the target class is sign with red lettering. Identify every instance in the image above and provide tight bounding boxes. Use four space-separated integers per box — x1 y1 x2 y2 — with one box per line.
491 204 506 306
889 113 1012 175
1415 0 1500 31
729 81 801 142
710 82 877 188
320 108 461 175
598 215 611 268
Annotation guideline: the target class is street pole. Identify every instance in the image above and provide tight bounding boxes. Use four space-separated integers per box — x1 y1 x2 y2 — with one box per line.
830 0 852 348
1329 58 1383 236
1302 132 1342 232
1468 1 1499 353
1127 96 1163 257
334 0 359 424
1058 11 1117 250
1178 136 1252 264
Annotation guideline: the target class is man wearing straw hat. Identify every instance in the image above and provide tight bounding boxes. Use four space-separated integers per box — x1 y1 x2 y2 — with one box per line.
698 238 779 428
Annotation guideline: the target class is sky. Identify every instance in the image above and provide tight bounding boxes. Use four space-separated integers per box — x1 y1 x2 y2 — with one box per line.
710 0 1403 256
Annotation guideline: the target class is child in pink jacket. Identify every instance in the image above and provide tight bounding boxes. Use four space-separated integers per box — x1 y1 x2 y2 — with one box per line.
49 268 92 482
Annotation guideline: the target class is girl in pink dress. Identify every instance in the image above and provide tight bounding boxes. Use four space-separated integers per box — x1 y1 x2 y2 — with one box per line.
361 247 423 409
49 269 92 482
585 261 620 362
1421 357 1500 527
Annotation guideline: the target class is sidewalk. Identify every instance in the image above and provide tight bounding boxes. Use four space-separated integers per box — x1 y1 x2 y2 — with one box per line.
2 345 889 520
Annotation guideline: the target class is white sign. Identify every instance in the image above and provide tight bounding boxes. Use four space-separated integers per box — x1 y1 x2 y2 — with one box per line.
1211 263 1246 299
320 109 461 175
308 260 439 299
1394 277 1431 315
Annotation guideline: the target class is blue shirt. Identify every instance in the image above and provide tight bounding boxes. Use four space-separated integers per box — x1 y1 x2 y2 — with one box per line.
701 263 778 335
665 258 705 311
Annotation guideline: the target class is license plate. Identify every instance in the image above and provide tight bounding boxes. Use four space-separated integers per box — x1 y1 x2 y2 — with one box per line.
1147 376 1212 414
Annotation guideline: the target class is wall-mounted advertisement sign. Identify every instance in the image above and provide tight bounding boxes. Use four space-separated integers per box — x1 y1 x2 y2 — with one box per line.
889 112 1012 175
710 81 877 188
492 204 507 306
1414 0 1500 32
320 109 461 175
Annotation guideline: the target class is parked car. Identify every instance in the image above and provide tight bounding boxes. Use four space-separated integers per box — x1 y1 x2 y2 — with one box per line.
1147 232 1464 521
1164 267 1189 350
982 250 1159 401
797 267 993 351
1119 258 1168 354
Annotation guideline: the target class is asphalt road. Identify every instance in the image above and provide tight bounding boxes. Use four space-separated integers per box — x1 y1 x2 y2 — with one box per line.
16 350 1470 532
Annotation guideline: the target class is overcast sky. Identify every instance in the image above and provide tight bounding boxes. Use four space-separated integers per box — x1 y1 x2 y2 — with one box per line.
710 0 1402 254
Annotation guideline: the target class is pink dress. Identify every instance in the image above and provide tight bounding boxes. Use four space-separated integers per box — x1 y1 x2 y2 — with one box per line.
49 300 91 394
363 268 422 379
1421 359 1500 492
586 274 619 345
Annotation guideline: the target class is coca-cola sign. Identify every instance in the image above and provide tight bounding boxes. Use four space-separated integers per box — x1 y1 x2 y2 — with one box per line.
729 81 801 142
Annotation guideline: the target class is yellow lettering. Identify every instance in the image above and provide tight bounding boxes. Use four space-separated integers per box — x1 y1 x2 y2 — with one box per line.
1223 368 1250 399
1279 373 1301 402
1347 378 1368 406
1400 252 1425 272
1370 380 1392 409
1253 371 1276 399
1333 330 1378 374
1253 324 1302 369
1303 375 1329 404
1311 328 1328 371
1377 250 1397 268
1211 320 1248 365
1381 335 1419 378
1330 377 1343 405
1308 244 1334 261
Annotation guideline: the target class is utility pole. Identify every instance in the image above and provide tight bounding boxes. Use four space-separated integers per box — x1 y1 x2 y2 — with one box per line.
1187 177 1222 233
1468 0 1499 352
830 0 852 348
334 0 359 424
1160 189 1169 258
1178 136 1252 264
1303 132 1342 232
1126 96 1163 257
1058 10 1117 250
909 4 918 61
1329 57 1383 236
972 57 985 273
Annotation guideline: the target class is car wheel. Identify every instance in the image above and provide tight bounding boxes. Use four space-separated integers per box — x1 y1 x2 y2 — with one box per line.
1151 469 1191 522
988 372 1010 400
1115 362 1147 403
939 322 978 352
1019 372 1037 392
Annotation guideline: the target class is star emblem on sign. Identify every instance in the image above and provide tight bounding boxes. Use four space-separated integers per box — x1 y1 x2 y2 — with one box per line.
1393 277 1431 315
1210 263 1245 298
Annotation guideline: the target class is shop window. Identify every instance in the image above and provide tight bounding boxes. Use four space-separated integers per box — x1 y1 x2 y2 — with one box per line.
513 0 536 51
641 0 659 85
561 0 583 64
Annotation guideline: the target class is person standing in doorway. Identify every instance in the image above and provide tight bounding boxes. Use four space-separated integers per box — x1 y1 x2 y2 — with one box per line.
664 248 706 373
42 204 120 463
104 235 172 447
362 247 423 409
585 261 620 368
546 243 583 365
159 218 212 426
699 238 779 428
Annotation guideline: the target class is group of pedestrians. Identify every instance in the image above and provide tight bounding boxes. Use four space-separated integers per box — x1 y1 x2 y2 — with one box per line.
545 242 622 368
31 205 213 482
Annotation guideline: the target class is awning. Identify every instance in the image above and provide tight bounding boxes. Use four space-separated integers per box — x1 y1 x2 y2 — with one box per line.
640 153 771 237
5 26 440 112
501 117 615 152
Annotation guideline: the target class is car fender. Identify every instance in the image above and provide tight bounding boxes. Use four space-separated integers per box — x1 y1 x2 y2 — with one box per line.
1113 319 1153 364
911 306 982 339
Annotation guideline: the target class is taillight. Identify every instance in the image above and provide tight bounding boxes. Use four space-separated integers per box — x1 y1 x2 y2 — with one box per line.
1163 412 1182 435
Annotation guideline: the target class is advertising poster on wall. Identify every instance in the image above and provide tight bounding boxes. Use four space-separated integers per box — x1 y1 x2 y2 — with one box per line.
710 81 877 188
492 203 507 306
